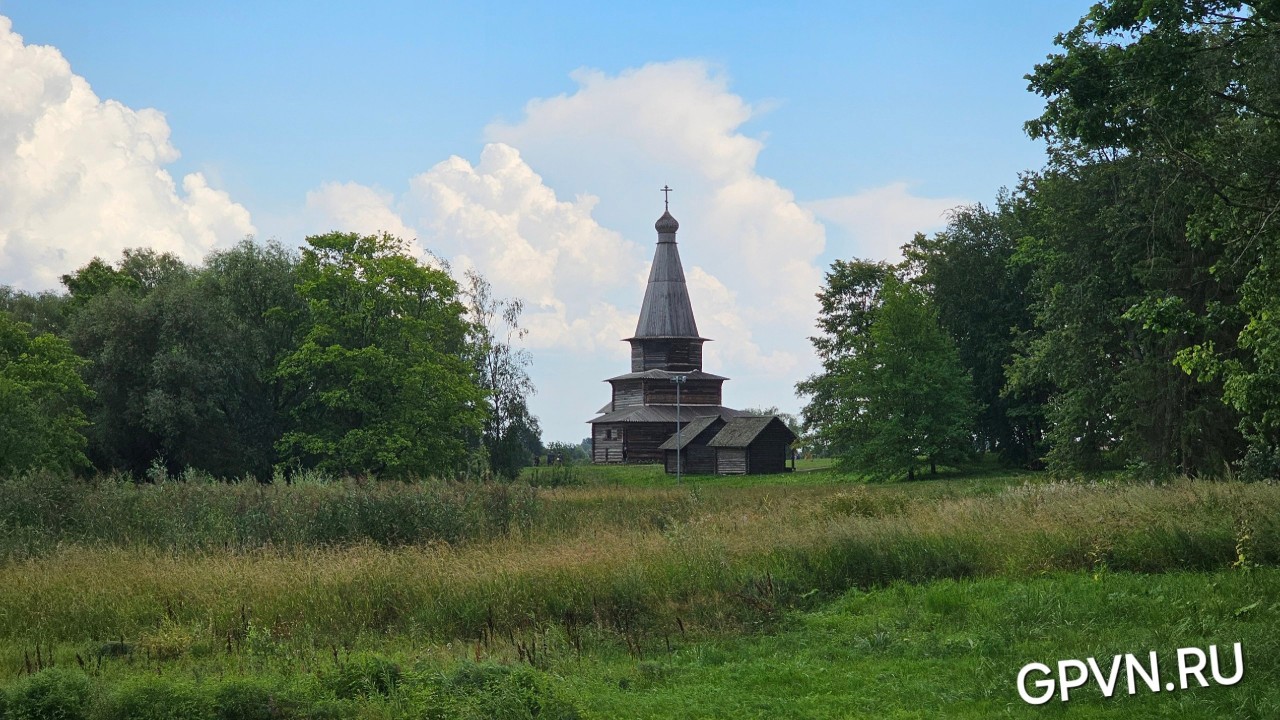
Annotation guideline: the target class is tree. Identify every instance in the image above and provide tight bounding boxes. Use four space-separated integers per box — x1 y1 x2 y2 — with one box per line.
795 260 895 459
201 239 309 478
62 246 301 478
62 250 195 474
0 287 69 336
0 312 93 474
800 273 974 480
460 270 541 479
903 202 1047 465
1021 0 1267 475
275 232 486 478
544 441 588 464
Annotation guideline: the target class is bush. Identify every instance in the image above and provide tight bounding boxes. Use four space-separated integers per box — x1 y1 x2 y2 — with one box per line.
6 668 92 720
443 663 581 720
99 677 209 720
331 653 401 699
211 679 292 720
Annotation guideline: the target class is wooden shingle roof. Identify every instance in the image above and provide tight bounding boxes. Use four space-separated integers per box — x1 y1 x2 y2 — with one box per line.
657 415 725 450
630 210 704 340
705 416 798 448
587 405 745 425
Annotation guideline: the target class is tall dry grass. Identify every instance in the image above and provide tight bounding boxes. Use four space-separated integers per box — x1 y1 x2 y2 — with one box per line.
0 477 1276 661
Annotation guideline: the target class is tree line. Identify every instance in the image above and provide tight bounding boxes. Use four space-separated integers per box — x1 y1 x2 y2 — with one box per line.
1 232 541 480
800 1 1280 480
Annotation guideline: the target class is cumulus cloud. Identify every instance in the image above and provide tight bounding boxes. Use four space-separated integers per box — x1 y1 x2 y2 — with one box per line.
486 60 822 376
305 60 968 436
404 144 646 356
0 16 254 290
306 143 646 358
305 182 418 246
807 182 965 263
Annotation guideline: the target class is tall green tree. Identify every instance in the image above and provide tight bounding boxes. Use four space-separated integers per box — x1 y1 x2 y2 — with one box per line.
461 270 541 479
0 287 69 336
201 239 309 477
62 250 194 473
275 232 486 478
62 242 309 478
1021 0 1268 475
903 201 1046 465
800 272 974 480
795 259 895 459
0 312 93 474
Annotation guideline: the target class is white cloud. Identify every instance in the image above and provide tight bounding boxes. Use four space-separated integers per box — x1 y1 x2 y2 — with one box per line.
306 143 645 358
485 60 825 377
304 182 418 244
304 60 968 438
0 16 254 290
807 182 965 263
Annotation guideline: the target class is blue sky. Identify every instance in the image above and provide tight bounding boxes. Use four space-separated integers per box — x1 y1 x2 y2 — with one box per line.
0 1 1093 443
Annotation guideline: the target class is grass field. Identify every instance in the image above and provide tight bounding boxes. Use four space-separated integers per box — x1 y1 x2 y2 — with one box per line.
0 464 1277 718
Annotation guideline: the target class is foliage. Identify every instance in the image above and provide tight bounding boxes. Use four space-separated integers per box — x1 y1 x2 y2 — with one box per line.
6 668 92 720
0 312 93 475
62 243 306 478
0 286 68 336
903 203 1046 465
1006 161 1244 475
800 272 974 479
275 232 486 478
543 441 589 464
100 677 210 720
1024 1 1279 476
461 270 542 479
795 259 894 459
200 239 310 478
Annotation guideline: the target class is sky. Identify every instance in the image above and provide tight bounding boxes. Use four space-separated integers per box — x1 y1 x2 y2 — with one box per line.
0 1 1094 444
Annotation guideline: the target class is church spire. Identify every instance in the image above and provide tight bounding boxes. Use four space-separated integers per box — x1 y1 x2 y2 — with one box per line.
632 192 701 340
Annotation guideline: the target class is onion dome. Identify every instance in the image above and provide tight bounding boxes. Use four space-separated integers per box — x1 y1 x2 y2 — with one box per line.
655 210 679 234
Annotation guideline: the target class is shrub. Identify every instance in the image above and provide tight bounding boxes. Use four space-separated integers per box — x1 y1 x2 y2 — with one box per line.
211 679 296 720
331 653 401 699
99 677 209 720
6 668 92 720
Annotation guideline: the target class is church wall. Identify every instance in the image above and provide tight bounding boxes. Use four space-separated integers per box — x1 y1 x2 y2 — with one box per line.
630 339 704 372
592 424 626 463
623 423 678 464
643 379 722 406
611 380 645 409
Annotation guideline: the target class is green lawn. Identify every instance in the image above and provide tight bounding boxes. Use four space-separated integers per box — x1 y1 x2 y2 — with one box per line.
556 570 1279 719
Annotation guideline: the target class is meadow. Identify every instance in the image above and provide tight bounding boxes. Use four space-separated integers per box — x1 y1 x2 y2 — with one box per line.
0 464 1277 718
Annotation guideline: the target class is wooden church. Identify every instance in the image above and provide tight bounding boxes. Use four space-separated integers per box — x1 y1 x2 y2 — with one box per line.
588 195 796 474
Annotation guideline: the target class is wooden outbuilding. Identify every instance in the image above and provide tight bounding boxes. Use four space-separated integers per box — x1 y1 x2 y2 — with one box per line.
658 415 726 474
705 416 798 475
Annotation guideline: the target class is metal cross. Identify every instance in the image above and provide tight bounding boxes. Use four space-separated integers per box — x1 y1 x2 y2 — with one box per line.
660 184 673 210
